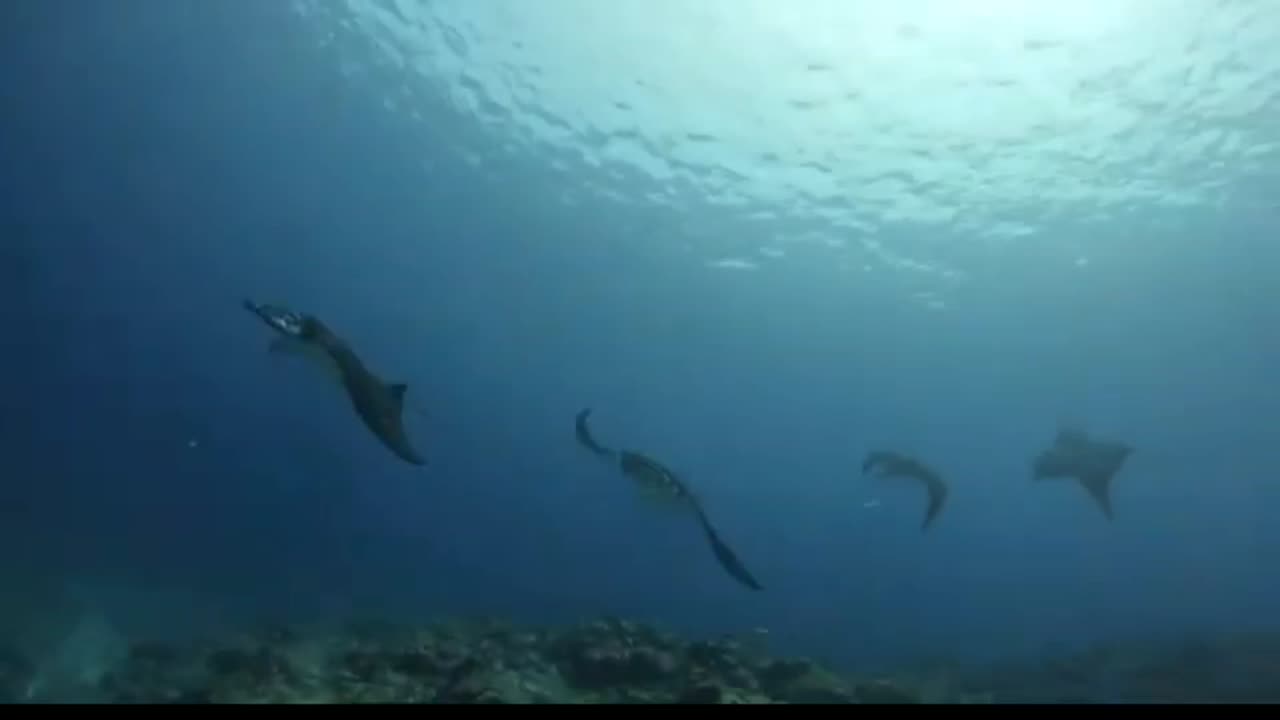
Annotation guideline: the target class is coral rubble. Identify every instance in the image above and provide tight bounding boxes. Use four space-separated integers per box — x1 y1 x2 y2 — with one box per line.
25 615 932 704
11 615 1280 704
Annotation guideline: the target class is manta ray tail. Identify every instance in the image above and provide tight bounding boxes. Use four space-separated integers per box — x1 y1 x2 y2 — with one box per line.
692 503 763 591
574 408 617 458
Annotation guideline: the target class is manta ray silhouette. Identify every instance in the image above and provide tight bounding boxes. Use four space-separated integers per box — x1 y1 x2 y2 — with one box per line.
1031 428 1134 520
861 450 949 531
243 300 426 467
574 408 763 592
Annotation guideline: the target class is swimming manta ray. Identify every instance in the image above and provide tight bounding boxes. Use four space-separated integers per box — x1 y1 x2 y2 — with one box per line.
1031 427 1134 520
574 408 763 592
861 451 949 531
243 299 426 467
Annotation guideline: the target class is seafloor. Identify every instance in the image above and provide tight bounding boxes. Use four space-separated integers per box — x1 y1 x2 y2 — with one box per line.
3 613 1279 704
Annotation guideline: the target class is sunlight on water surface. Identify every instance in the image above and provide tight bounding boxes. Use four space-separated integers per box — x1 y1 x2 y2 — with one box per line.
297 0 1280 290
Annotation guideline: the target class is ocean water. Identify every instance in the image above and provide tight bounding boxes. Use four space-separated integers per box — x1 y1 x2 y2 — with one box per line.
3 0 1279 702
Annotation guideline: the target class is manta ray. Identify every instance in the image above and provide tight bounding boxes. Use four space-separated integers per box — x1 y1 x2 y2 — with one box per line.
243 299 426 467
574 408 763 592
861 450 950 531
1031 427 1134 520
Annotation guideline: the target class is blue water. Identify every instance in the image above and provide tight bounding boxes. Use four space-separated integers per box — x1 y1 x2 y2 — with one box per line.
3 0 1280 679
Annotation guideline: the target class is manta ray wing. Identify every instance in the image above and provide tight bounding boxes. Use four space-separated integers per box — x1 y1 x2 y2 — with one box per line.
921 476 948 531
267 335 343 383
693 505 763 591
1077 470 1115 520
